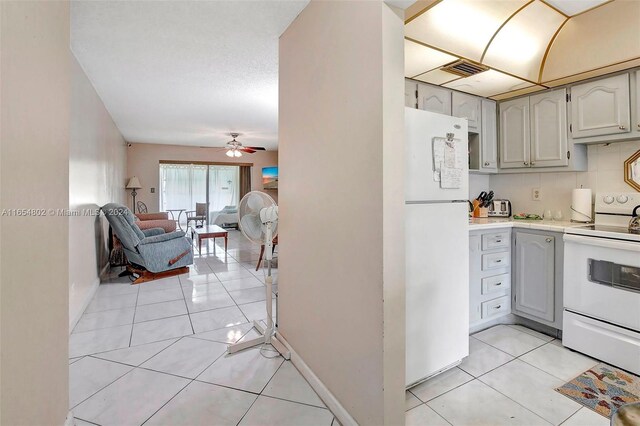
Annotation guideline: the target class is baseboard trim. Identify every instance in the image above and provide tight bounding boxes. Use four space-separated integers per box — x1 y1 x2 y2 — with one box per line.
99 263 110 279
276 332 357 426
64 410 74 426
68 267 105 334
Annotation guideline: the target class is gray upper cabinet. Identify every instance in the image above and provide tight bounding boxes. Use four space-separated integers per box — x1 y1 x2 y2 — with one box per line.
570 73 631 139
499 97 530 169
418 83 452 115
405 80 417 108
530 88 568 168
480 99 498 172
452 92 480 131
513 231 555 323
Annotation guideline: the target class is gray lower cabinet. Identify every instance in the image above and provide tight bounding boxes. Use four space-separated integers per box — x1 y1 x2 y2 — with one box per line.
512 229 564 329
469 228 511 330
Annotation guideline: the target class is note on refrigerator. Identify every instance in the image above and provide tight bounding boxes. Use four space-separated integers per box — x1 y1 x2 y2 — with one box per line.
433 136 465 184
440 166 462 189
443 142 456 168
432 138 445 179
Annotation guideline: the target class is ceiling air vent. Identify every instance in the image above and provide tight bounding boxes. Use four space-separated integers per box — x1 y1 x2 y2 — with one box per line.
440 60 488 78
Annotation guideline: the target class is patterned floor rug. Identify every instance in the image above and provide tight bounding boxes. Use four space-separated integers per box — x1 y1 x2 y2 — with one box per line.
555 363 640 418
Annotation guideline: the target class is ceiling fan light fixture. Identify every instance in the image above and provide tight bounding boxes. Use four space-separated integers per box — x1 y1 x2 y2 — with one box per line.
226 149 235 157
234 150 242 157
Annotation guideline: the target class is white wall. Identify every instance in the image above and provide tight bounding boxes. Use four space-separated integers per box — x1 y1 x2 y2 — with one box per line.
0 1 70 423
278 2 405 424
469 140 640 216
69 54 127 329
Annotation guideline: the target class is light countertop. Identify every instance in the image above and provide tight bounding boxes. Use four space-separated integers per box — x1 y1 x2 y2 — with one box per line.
469 217 591 233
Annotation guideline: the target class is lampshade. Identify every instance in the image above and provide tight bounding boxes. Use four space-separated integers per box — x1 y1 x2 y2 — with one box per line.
126 176 142 189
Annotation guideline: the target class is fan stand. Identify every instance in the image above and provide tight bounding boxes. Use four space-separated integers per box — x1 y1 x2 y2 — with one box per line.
227 223 290 359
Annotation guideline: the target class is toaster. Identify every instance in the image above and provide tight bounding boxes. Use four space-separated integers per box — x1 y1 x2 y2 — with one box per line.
488 199 512 217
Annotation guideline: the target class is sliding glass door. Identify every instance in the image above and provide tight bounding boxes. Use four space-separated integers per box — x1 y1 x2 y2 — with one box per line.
208 166 239 211
159 163 239 223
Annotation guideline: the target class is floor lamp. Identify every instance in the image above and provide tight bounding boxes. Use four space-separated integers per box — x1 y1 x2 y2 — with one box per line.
126 176 142 213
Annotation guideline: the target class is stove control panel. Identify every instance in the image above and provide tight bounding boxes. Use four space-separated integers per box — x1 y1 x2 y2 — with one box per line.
595 192 639 215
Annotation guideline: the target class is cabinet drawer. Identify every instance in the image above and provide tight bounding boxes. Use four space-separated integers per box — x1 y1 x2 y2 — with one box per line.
482 232 509 250
482 251 510 270
481 273 510 295
482 295 510 319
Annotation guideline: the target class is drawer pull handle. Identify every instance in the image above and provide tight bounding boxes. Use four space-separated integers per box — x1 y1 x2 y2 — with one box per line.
496 240 502 243
495 259 502 263
494 305 501 309
495 282 502 286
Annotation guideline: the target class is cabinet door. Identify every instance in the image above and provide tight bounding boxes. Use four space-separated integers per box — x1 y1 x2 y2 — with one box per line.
417 83 451 115
480 99 498 171
570 73 630 138
405 80 417 108
499 97 530 169
452 92 480 131
530 88 568 167
514 232 555 322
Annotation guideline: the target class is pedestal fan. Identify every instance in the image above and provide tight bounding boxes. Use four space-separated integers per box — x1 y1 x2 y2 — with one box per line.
227 191 289 358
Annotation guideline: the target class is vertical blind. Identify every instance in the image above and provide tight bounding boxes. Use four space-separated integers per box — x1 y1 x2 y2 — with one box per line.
159 163 240 219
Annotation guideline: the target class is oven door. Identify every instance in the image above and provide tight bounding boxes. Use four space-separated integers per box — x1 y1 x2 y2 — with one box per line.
564 234 640 331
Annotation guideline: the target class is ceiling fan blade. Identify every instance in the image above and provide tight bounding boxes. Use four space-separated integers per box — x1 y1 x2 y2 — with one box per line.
245 146 266 151
239 148 257 154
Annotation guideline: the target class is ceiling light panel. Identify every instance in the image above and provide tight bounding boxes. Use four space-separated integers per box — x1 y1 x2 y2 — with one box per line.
405 39 457 77
405 0 529 62
543 0 609 16
483 1 565 82
413 68 463 85
443 69 533 97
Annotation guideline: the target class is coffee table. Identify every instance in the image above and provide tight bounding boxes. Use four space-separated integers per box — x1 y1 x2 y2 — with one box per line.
193 224 228 254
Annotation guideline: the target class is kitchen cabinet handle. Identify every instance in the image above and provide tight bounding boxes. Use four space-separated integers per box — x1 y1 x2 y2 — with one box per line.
619 125 626 130
530 161 536 166
484 162 490 166
546 238 552 243
496 240 502 243
494 305 501 309
524 161 529 166
495 259 502 263
495 282 502 286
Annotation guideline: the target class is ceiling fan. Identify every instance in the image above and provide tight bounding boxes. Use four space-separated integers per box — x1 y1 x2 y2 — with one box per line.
224 133 266 157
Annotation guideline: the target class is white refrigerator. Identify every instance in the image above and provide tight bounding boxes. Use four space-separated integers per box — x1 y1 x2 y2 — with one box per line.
405 107 469 387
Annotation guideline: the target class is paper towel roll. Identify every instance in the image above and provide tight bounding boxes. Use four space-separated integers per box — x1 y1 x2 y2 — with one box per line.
571 188 592 223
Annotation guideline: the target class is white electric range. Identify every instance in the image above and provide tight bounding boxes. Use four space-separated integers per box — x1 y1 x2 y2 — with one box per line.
563 192 640 375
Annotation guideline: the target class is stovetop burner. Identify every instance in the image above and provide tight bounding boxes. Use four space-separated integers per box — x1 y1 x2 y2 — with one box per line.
566 224 640 242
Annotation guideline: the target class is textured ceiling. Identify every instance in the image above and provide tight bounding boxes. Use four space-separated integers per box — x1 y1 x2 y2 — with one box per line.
71 1 309 149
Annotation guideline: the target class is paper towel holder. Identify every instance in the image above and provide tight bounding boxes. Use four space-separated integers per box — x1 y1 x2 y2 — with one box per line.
570 186 593 223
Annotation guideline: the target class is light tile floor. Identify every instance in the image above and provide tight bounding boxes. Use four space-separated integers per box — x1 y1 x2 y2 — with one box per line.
70 231 337 426
72 231 609 426
407 324 607 426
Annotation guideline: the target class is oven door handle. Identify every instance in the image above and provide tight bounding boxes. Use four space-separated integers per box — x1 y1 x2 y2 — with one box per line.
564 234 640 253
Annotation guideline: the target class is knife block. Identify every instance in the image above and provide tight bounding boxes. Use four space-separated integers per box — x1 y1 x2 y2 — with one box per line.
472 200 489 218
472 200 480 218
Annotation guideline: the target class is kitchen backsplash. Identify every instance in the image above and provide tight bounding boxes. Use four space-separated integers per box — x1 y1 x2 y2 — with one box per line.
469 140 640 219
